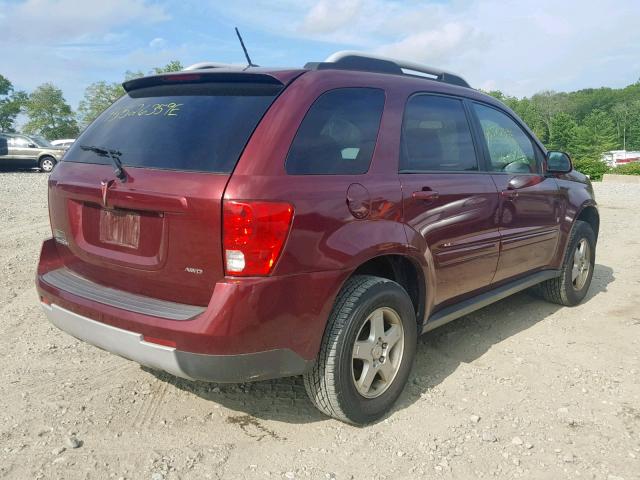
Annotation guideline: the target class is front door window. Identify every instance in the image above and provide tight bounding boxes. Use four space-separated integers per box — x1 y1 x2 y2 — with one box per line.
473 103 538 174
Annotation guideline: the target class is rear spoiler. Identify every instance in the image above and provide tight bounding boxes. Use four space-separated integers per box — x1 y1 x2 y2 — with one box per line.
122 69 303 93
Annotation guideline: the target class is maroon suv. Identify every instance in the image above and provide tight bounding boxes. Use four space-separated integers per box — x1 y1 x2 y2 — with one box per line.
36 52 599 424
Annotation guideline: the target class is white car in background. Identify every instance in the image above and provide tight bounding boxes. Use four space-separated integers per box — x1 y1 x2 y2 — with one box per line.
51 139 75 149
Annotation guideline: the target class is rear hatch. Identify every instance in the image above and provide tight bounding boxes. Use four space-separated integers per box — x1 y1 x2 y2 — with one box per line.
47 72 290 306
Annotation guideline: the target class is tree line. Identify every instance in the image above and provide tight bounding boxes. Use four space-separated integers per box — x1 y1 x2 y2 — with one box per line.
1 63 639 178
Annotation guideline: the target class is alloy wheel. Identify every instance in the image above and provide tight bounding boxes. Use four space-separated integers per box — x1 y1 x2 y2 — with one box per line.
571 238 591 290
351 307 405 399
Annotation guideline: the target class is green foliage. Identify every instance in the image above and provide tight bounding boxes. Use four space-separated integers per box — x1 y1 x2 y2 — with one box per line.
152 60 184 74
0 74 27 132
512 98 547 141
572 109 618 160
0 75 11 96
530 90 568 143
548 112 577 151
610 162 640 175
565 87 619 121
77 81 125 128
23 83 79 139
572 157 610 181
625 101 640 150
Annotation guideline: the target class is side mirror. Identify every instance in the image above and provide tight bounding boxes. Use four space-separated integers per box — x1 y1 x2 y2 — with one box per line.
546 151 572 174
28 143 37 148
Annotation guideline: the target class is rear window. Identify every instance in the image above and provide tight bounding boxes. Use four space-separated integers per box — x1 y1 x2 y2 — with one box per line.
286 88 385 175
64 82 282 173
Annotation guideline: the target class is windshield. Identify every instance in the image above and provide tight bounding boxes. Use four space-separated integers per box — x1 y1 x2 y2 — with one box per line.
64 81 282 173
33 136 53 148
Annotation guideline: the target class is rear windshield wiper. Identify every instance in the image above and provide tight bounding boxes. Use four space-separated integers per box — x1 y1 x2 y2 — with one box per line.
80 145 127 182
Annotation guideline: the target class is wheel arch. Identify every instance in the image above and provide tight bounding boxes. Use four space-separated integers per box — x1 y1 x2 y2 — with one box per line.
575 203 599 240
345 253 426 332
551 201 599 270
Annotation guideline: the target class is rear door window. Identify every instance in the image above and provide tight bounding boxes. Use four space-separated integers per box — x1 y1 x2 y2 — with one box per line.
286 88 385 175
64 82 282 173
400 95 478 172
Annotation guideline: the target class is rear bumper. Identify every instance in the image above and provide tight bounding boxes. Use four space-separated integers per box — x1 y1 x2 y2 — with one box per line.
42 302 310 382
36 238 350 380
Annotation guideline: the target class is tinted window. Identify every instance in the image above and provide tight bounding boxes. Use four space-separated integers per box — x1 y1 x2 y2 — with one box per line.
400 95 477 172
64 82 282 173
32 135 53 147
473 103 537 174
286 88 384 175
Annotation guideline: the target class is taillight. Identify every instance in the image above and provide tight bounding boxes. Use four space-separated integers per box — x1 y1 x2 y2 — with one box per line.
223 200 294 276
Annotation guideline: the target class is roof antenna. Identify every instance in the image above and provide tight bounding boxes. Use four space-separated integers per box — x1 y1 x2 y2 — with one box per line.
235 27 258 68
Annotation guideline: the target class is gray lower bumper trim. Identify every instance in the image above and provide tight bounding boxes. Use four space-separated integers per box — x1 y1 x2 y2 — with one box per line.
41 268 205 321
43 303 310 383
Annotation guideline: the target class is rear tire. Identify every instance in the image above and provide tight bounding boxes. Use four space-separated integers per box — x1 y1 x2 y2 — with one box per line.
303 275 417 425
39 156 56 173
535 220 596 306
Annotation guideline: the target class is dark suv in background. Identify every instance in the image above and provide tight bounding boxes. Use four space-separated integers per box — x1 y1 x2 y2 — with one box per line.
0 133 65 172
36 52 598 424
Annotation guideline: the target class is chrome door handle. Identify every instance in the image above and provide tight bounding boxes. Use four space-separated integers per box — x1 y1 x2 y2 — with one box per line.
412 190 439 201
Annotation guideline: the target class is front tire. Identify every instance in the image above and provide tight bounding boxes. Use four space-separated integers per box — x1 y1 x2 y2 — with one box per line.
535 220 596 306
39 156 56 173
303 275 417 425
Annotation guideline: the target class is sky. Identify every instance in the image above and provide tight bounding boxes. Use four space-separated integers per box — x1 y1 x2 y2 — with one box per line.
1 0 639 109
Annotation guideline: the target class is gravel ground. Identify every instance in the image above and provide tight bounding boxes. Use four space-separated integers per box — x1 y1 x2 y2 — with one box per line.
0 168 639 480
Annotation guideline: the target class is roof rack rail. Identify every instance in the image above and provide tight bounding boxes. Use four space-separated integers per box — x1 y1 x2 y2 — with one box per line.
184 62 244 71
305 51 470 88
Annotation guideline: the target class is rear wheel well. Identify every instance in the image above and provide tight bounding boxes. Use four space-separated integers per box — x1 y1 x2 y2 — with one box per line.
351 255 424 328
576 205 599 239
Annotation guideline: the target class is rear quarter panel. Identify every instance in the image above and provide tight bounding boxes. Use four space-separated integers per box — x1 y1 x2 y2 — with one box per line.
225 71 412 359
